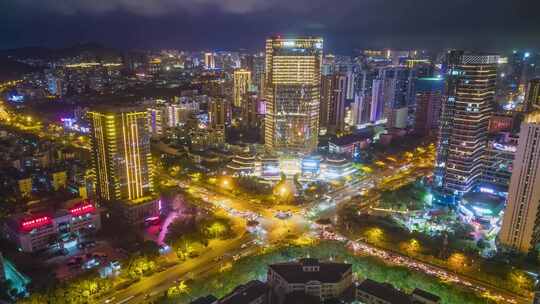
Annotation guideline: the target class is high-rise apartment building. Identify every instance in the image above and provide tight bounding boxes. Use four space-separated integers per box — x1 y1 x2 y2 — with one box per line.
499 112 540 252
264 36 323 154
525 79 540 112
321 73 347 135
208 97 230 129
435 51 498 194
413 77 444 136
233 69 252 107
88 107 154 203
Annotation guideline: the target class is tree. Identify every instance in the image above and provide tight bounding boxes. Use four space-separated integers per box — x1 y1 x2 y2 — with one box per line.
140 240 161 257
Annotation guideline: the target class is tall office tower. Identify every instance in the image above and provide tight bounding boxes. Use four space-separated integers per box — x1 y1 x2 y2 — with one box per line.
435 51 498 195
413 77 444 136
499 112 540 252
208 97 230 129
351 91 371 126
233 69 252 107
88 108 154 202
508 51 536 93
320 75 332 134
252 53 265 93
327 73 348 135
241 93 261 128
147 107 164 137
525 79 540 112
320 73 347 135
380 67 414 127
370 78 385 122
204 52 215 70
321 54 336 76
264 36 323 154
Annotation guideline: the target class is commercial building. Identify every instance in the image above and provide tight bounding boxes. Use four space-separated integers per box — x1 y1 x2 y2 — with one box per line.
240 93 264 128
482 134 517 188
499 112 540 252
264 36 323 154
413 77 444 136
3 200 101 253
88 107 155 203
435 51 498 195
328 134 370 159
267 258 352 303
234 69 252 108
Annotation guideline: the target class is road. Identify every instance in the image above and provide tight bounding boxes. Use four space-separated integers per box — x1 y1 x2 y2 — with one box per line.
102 234 254 304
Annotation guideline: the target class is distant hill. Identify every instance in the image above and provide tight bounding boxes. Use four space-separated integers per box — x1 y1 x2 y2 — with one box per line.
0 42 123 81
0 42 121 61
0 57 38 81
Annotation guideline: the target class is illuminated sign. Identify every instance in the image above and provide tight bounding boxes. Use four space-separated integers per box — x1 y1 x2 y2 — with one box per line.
20 215 52 231
282 41 295 47
493 143 517 153
69 202 96 216
479 187 494 194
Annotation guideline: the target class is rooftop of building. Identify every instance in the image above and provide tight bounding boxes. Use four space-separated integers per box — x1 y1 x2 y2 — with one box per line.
269 258 351 284
329 134 371 146
189 295 218 304
88 104 147 114
412 288 441 302
219 280 267 304
356 279 412 304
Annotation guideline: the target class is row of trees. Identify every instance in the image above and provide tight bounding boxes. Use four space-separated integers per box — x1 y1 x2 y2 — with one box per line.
336 203 535 296
160 241 501 304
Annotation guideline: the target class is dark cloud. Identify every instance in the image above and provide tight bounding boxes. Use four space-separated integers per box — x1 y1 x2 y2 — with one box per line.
1 0 539 52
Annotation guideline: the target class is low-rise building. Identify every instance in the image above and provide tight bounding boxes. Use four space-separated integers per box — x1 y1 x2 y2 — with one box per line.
328 134 370 159
219 280 268 304
267 258 352 304
3 200 101 252
356 279 439 304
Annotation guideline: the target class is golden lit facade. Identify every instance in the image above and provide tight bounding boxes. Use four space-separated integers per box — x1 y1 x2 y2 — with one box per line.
233 69 252 107
264 36 323 154
435 52 498 194
204 52 215 70
89 109 154 203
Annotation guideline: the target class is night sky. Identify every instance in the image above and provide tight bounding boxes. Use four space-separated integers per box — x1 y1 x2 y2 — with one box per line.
1 0 539 53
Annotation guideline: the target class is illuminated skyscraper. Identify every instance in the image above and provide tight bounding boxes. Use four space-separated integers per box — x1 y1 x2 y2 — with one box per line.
525 79 540 112
88 108 154 202
233 69 252 107
204 52 215 70
252 53 265 93
499 112 540 252
320 73 347 135
435 51 498 194
264 36 323 154
208 97 230 129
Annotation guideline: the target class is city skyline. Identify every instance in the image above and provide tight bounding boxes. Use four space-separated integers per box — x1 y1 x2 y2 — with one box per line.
2 2 540 303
